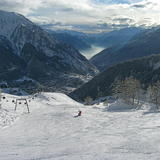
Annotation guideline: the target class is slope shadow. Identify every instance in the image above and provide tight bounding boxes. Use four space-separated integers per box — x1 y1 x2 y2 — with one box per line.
143 110 160 115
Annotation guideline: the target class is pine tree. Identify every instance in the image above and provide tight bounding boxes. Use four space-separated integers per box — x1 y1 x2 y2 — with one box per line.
112 79 124 99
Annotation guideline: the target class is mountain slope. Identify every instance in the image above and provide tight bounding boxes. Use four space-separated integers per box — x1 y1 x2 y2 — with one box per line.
89 46 121 71
88 27 144 48
90 27 160 71
44 28 143 60
70 54 160 101
1 92 160 159
0 10 98 92
48 31 91 51
0 35 25 80
0 10 33 37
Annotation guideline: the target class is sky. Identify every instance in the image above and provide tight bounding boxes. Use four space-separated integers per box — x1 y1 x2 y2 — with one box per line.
0 0 160 33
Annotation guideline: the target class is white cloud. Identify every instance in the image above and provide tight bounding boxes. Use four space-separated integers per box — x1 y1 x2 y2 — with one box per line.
1 0 160 32
0 0 44 14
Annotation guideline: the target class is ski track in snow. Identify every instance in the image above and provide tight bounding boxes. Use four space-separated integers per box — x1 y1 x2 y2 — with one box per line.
0 92 160 160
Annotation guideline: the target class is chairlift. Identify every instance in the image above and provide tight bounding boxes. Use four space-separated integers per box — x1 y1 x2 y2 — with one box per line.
15 98 30 113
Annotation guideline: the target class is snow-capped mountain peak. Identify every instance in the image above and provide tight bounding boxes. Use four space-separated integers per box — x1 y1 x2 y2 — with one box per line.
0 10 33 38
0 10 98 92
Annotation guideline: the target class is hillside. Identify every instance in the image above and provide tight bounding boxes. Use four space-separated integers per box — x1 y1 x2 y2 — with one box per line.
88 27 143 48
90 27 160 71
1 92 160 159
45 27 143 59
48 31 91 51
0 10 98 93
70 54 160 101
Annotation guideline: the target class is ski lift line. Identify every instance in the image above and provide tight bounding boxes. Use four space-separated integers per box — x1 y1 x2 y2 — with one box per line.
15 98 30 113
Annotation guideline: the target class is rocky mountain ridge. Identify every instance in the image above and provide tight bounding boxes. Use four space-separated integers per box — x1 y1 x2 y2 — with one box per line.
0 10 98 93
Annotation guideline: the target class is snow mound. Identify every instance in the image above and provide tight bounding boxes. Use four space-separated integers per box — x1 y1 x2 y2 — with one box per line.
106 100 136 112
37 92 80 105
0 108 18 128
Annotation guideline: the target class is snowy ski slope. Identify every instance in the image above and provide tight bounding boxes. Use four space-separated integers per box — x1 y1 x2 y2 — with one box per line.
0 92 160 160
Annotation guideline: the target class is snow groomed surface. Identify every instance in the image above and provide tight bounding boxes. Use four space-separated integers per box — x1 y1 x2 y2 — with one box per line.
0 92 160 160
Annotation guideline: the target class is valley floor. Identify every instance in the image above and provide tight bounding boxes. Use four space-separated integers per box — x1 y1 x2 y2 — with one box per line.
0 93 160 160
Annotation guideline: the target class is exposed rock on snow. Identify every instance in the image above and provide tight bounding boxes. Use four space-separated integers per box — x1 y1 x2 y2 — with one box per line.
0 108 18 128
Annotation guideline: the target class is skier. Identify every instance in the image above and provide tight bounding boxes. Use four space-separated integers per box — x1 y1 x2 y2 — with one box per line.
74 110 82 118
78 110 82 116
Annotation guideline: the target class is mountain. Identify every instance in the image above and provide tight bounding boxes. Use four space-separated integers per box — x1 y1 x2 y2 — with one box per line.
87 27 144 48
90 27 160 71
0 10 33 37
48 30 91 51
0 35 25 80
45 27 143 59
70 54 160 101
89 46 121 71
0 10 98 93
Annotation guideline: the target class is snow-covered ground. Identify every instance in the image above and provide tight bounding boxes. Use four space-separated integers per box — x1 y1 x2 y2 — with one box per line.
1 92 160 160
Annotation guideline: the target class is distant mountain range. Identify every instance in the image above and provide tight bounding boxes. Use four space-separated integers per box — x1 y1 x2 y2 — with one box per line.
90 27 160 71
70 54 160 101
48 30 91 51
87 27 144 48
70 26 160 101
1 10 158 95
45 27 143 58
0 10 98 93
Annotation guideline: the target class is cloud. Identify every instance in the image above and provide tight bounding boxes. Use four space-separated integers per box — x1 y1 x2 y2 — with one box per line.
132 4 146 8
0 0 160 32
131 2 153 8
0 0 44 15
113 18 135 23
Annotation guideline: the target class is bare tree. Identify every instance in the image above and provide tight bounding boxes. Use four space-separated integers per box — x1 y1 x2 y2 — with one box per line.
112 77 141 105
125 77 141 105
147 81 160 110
84 96 93 105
